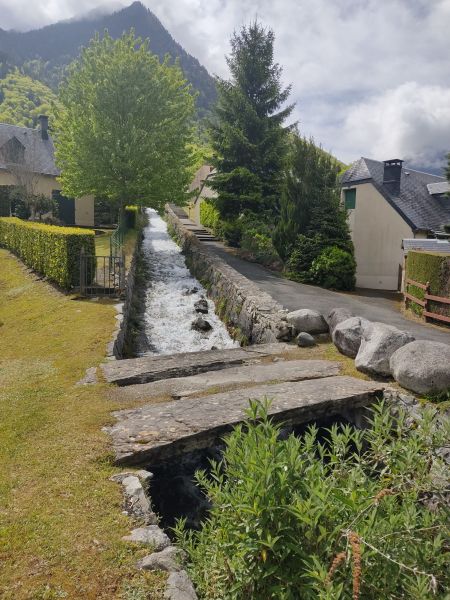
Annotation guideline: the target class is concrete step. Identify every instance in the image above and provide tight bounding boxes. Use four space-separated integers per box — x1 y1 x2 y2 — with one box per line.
109 359 341 403
106 376 385 466
102 343 297 386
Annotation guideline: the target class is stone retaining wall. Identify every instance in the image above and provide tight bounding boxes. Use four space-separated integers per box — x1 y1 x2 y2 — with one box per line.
166 204 287 344
107 226 144 359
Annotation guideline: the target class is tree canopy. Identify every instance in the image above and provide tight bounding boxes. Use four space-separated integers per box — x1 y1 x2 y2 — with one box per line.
54 31 195 210
0 71 60 128
209 22 294 219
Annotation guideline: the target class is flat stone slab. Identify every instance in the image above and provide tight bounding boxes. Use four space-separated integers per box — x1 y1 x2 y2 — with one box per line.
107 376 384 466
101 343 295 386
109 359 341 402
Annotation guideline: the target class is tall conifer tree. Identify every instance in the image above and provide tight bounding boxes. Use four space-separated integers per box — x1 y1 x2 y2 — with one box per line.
210 22 294 219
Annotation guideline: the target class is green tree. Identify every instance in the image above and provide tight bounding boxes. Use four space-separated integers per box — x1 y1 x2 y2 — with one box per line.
54 31 195 212
0 71 60 127
209 22 294 220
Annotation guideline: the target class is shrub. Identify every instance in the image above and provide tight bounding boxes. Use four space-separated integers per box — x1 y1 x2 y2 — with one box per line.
310 246 356 290
124 205 140 229
220 220 242 247
200 200 221 231
405 251 450 319
239 214 283 269
0 217 95 289
284 234 327 282
176 400 449 600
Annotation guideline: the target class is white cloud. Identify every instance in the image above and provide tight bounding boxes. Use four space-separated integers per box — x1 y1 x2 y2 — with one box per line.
1 0 449 169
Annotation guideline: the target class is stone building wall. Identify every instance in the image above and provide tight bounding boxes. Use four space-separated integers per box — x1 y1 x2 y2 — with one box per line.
165 204 287 345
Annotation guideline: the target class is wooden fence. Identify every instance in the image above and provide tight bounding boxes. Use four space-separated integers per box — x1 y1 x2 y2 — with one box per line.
404 278 450 325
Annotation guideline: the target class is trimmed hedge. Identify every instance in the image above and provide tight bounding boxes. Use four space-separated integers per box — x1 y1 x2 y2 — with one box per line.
0 217 95 289
124 205 140 229
405 250 450 318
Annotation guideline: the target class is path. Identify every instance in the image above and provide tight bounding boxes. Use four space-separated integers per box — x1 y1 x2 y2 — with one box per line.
203 240 450 344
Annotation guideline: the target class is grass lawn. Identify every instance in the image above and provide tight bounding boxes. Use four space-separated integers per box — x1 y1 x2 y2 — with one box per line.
0 249 166 599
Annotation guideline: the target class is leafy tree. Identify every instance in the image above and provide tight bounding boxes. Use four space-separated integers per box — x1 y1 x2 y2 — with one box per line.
54 31 195 211
176 400 449 600
0 71 60 127
209 22 294 220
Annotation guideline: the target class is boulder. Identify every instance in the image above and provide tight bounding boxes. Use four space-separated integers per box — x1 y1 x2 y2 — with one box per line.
123 525 171 551
390 341 450 394
326 308 353 335
286 309 328 334
332 317 370 358
194 298 208 314
164 570 198 600
191 317 212 332
276 322 295 342
296 332 316 347
137 546 182 572
355 322 414 377
182 287 199 296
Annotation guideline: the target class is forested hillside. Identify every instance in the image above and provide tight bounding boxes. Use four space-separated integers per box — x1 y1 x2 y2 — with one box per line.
0 1 216 114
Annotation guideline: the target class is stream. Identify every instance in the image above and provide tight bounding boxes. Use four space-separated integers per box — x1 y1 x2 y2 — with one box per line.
136 209 238 356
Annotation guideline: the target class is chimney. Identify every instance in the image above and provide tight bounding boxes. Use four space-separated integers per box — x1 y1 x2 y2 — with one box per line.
383 158 403 195
38 115 49 140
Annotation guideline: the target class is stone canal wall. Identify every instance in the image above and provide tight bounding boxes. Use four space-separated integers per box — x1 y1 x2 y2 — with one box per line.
165 204 287 344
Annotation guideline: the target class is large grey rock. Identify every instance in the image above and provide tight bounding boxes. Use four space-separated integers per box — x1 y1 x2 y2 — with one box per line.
191 317 212 332
120 475 157 524
123 525 171 551
286 309 328 334
390 341 450 394
332 317 370 358
137 546 182 572
107 376 384 465
193 298 208 314
355 322 415 377
326 308 353 335
109 359 340 402
296 332 316 347
102 344 295 386
164 570 198 600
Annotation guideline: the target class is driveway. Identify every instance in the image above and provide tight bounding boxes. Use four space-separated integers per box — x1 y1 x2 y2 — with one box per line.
206 241 450 345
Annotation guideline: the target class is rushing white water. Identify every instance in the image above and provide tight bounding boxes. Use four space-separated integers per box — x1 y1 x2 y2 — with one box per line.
139 209 238 356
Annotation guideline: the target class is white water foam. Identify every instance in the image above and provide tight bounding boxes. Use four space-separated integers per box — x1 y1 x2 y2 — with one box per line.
139 209 238 356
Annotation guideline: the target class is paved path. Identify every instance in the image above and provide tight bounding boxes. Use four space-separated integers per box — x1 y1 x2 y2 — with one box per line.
204 241 450 345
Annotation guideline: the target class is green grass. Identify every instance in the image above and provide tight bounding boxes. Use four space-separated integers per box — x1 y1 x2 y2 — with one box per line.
0 249 166 599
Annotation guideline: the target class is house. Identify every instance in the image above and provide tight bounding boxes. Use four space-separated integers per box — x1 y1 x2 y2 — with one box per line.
186 164 216 223
0 115 94 226
341 157 450 290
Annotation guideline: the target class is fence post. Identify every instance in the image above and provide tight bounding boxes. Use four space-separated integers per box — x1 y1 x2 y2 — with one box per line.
80 247 85 296
424 281 430 322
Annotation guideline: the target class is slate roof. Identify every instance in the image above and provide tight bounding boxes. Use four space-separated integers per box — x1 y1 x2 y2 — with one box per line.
342 157 450 233
0 122 59 177
402 238 450 254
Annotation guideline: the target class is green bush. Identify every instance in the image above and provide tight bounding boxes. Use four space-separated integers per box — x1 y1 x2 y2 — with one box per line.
200 200 220 231
239 214 283 269
405 251 450 319
176 400 449 600
310 246 356 290
284 234 326 282
0 217 95 289
220 220 242 247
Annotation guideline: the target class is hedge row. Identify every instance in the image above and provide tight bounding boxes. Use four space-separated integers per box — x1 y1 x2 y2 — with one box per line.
405 250 450 318
0 217 95 289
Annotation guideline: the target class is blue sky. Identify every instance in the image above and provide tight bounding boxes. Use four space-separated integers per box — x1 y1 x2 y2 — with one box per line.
1 0 449 172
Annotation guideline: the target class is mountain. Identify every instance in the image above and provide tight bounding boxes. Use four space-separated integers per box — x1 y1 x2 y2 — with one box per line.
0 1 217 115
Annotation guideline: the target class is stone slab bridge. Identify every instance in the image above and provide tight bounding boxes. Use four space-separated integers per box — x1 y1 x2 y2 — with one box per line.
103 343 385 467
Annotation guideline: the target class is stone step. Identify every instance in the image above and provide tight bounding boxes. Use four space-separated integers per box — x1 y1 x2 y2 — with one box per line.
109 359 341 403
102 343 296 386
107 376 385 466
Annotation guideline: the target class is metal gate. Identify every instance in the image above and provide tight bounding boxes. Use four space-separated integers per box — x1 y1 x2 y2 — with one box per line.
79 252 126 297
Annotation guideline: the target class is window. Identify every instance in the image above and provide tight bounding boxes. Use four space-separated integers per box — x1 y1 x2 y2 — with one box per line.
344 188 356 210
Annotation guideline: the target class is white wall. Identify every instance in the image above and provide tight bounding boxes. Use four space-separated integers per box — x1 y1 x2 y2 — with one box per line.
344 182 414 290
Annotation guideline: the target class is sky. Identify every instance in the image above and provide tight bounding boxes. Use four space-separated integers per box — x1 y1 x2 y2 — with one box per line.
1 0 449 172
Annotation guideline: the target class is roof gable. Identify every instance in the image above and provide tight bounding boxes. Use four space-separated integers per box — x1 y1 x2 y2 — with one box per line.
0 122 59 177
342 157 450 233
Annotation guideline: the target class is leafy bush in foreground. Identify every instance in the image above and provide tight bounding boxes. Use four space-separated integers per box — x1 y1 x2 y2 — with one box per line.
175 401 449 599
